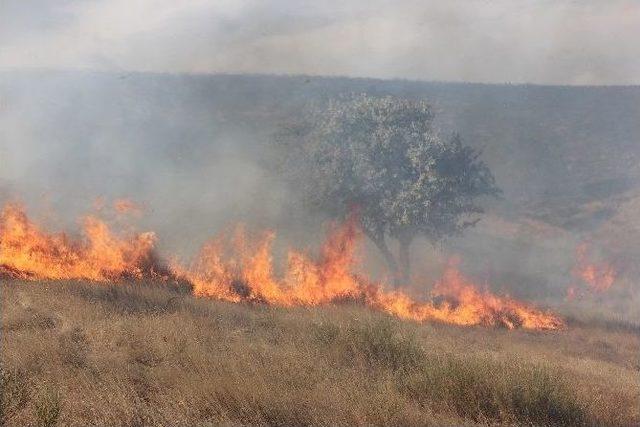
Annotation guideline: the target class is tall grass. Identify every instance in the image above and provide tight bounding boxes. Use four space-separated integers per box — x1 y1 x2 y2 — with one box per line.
400 356 585 425
1 280 638 426
314 319 586 425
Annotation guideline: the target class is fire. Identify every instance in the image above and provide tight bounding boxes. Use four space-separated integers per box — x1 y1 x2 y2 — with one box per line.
113 198 143 216
370 265 563 330
0 203 563 330
570 242 617 295
180 215 563 330
175 219 364 306
0 203 157 281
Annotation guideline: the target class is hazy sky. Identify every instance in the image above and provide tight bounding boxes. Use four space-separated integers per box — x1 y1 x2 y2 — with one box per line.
1 0 638 84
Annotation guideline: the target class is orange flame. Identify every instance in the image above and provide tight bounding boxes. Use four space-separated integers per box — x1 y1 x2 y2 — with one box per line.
179 215 563 330
113 198 144 216
0 203 156 281
0 204 563 330
571 242 617 295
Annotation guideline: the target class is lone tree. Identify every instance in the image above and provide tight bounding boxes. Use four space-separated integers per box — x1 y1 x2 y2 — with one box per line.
275 95 500 283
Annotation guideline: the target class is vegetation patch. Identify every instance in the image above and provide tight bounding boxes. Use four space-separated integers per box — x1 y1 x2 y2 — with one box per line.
400 356 586 425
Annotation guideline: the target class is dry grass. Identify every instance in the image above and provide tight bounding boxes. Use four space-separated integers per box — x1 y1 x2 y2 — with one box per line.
1 280 638 426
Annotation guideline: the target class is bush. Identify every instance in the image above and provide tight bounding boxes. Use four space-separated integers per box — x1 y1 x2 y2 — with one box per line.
315 317 424 371
400 356 587 425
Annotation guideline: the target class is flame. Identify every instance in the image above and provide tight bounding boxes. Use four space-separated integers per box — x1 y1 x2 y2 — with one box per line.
113 198 143 216
0 203 563 330
0 203 156 281
175 220 363 306
571 242 617 295
180 215 563 330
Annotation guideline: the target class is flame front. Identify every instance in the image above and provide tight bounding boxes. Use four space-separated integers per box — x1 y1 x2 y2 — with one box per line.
0 204 563 330
0 203 156 281
180 215 563 330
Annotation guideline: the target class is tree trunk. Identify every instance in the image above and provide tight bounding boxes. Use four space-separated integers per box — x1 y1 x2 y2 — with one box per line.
398 237 413 284
378 240 400 284
366 232 400 285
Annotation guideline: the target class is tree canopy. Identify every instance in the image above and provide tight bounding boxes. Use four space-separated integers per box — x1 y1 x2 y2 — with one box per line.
275 94 500 282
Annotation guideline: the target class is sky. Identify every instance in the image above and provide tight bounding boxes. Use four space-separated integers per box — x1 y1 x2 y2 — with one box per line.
1 0 639 85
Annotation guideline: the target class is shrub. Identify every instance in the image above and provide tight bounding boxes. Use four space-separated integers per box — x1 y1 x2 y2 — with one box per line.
315 317 424 371
400 356 587 425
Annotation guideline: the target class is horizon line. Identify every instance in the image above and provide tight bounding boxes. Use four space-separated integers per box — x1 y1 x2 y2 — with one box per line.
2 66 639 89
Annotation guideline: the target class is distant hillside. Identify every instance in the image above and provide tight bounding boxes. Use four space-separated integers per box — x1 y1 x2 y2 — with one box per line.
2 70 639 230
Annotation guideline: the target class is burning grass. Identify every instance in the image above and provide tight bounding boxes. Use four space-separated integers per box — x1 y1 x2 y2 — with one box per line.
0 203 562 330
0 203 160 282
1 280 638 426
568 242 619 298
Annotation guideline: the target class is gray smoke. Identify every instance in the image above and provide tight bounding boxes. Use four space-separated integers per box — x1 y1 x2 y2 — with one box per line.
1 2 638 310
1 0 639 84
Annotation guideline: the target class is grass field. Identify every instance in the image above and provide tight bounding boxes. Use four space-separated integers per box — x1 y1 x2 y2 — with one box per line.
1 280 639 426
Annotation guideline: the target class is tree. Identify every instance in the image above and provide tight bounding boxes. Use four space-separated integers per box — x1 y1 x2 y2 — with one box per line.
275 94 500 283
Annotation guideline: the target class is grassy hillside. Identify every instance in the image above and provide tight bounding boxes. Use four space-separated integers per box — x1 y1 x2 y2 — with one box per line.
2 280 638 426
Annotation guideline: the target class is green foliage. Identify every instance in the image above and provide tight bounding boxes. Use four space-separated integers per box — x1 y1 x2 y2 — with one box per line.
276 94 500 278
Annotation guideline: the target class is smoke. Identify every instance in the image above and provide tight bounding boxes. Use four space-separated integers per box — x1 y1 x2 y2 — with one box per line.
1 2 638 317
0 72 297 259
1 0 639 84
2 69 639 287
